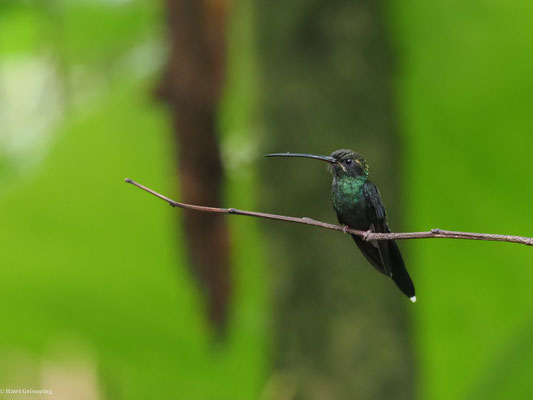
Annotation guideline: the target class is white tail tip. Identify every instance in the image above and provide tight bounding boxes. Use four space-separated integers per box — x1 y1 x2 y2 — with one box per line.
410 296 417 303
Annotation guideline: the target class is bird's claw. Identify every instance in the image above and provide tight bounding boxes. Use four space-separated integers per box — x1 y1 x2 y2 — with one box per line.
342 225 350 234
363 229 373 241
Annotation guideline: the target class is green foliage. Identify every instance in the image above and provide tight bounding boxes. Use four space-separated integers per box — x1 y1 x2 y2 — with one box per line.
0 1 266 399
390 1 533 399
0 4 43 55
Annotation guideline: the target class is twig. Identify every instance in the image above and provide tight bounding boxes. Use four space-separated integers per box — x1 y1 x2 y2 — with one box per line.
124 178 533 247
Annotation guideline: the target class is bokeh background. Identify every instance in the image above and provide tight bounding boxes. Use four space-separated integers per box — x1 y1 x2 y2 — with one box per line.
0 1 532 399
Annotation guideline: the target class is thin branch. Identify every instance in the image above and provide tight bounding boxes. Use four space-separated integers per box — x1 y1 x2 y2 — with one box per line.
125 178 533 247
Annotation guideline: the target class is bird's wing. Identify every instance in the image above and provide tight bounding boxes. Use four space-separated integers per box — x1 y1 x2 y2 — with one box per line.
362 181 392 276
363 181 415 298
362 180 388 232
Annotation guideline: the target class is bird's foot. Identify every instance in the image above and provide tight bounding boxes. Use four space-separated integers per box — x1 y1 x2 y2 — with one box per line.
363 229 373 241
342 225 350 234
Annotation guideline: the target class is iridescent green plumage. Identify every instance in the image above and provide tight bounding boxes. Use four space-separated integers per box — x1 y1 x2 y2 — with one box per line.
266 149 416 301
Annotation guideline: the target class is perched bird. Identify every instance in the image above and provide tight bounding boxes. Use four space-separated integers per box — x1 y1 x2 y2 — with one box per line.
265 149 416 302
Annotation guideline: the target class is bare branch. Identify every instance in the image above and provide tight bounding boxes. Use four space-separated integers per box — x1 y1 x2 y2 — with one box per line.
125 178 533 247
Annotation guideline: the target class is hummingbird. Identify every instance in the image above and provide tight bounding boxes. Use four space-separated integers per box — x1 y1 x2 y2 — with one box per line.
265 149 416 302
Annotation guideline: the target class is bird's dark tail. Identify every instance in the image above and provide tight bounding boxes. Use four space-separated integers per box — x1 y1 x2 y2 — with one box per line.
352 235 416 301
383 240 416 301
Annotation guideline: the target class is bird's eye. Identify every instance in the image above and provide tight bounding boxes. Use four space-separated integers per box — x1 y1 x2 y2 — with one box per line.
344 159 352 165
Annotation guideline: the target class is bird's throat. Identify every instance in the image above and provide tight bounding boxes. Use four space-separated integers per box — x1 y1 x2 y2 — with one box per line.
332 175 367 213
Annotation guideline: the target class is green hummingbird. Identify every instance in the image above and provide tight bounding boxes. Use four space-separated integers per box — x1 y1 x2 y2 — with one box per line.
266 149 416 302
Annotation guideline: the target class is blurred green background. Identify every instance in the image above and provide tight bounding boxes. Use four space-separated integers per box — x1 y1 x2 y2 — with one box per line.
0 1 532 399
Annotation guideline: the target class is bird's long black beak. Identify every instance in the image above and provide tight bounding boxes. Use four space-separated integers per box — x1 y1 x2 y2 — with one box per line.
265 152 337 164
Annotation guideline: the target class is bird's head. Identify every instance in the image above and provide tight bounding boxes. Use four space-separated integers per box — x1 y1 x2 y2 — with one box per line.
265 149 368 178
329 149 368 178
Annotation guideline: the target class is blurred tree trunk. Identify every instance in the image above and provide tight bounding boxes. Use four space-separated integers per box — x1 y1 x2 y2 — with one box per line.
157 0 231 335
255 1 415 399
